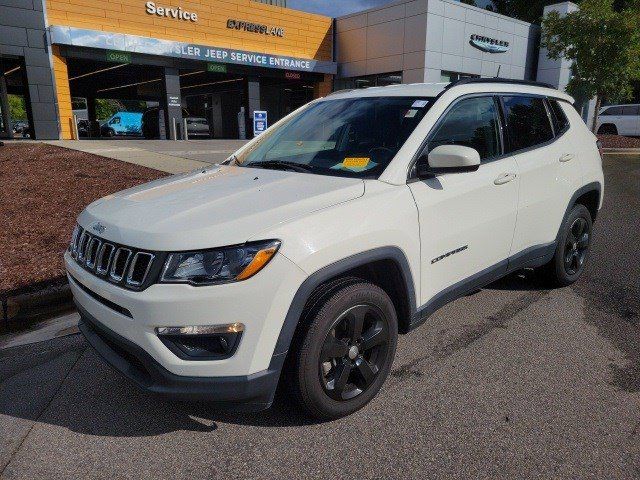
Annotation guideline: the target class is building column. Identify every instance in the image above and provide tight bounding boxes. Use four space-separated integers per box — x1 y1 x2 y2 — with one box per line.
0 74 11 139
247 76 260 138
313 74 333 98
51 46 74 140
163 67 184 140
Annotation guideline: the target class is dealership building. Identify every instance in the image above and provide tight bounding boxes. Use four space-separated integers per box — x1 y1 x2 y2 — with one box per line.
0 0 579 140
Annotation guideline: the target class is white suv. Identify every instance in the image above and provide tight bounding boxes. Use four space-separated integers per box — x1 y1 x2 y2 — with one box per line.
596 103 640 136
66 79 604 419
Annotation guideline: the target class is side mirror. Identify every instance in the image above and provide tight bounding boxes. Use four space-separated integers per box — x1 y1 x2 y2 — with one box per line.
429 145 480 172
416 145 481 178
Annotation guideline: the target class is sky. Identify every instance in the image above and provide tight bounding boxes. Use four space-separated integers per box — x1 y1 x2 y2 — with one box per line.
287 0 396 17
287 0 493 17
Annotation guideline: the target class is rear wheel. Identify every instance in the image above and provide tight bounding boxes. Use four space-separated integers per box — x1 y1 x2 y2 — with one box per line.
288 280 398 420
539 204 593 287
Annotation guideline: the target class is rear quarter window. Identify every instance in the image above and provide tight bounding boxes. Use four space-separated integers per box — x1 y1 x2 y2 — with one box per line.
548 99 570 134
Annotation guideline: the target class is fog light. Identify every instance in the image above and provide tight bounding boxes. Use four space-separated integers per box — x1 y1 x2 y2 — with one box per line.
156 323 244 360
156 323 244 336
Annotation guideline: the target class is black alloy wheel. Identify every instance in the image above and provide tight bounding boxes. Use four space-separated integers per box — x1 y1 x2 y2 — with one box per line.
539 203 593 287
288 279 398 420
320 304 390 401
564 217 590 276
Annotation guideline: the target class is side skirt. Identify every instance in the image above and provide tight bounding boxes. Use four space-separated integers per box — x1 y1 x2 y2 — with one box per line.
407 242 555 332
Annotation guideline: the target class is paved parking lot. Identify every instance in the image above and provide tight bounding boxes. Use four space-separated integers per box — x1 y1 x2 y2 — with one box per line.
1 154 639 479
45 139 248 173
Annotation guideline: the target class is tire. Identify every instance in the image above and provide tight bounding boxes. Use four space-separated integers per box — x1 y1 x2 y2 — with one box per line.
104 128 115 138
597 124 618 135
288 279 398 420
538 204 593 287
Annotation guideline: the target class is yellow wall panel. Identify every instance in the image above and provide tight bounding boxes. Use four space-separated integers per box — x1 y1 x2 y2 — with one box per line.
51 46 73 140
46 0 333 61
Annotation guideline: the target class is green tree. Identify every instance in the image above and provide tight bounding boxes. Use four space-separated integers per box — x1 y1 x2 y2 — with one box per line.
460 0 478 6
542 0 640 131
8 94 27 121
490 0 559 23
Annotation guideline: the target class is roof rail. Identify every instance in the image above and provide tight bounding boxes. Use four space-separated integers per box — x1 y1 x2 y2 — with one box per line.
446 78 556 90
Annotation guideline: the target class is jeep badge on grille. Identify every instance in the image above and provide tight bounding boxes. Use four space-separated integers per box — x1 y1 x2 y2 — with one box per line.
91 222 106 234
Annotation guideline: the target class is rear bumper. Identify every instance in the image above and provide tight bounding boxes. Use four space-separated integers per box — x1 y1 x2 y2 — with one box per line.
77 303 284 411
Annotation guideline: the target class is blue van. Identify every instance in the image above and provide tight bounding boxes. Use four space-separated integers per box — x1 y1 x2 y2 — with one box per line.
100 112 143 137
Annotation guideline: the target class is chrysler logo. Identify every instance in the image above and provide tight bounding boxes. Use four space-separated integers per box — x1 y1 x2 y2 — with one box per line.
91 222 106 234
470 34 509 53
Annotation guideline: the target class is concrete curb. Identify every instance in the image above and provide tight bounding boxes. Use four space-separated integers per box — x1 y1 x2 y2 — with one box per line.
1 281 74 334
602 148 640 154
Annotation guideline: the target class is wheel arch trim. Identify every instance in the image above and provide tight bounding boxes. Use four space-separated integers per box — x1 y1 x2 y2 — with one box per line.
270 247 417 360
557 182 602 243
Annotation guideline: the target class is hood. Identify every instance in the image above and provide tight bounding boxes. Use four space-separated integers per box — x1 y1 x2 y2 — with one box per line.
78 165 365 251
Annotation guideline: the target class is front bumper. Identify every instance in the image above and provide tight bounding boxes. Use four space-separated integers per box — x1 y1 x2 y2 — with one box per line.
77 303 282 410
65 248 306 382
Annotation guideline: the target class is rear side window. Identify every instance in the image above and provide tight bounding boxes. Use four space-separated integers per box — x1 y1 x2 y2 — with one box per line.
548 99 570 134
502 96 554 153
622 105 639 115
602 106 622 115
428 96 501 161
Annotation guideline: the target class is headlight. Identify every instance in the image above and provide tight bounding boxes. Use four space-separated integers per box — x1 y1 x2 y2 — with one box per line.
160 240 280 286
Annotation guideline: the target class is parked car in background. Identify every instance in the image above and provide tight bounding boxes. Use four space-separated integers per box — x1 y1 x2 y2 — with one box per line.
77 119 91 138
596 104 640 136
100 112 143 137
185 117 211 139
142 107 210 139
12 121 28 135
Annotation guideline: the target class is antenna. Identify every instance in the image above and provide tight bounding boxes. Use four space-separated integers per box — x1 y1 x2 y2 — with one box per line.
495 64 501 77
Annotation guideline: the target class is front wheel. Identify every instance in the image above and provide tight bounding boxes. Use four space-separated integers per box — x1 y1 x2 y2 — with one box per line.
539 204 593 287
289 280 398 420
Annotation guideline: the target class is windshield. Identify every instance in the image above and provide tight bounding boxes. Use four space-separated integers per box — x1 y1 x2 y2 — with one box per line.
232 96 434 178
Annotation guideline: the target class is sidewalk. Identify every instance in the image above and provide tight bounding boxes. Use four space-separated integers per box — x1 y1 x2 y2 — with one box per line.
44 139 248 174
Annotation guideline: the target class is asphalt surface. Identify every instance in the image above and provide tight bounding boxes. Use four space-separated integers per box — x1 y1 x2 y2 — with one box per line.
1 154 639 479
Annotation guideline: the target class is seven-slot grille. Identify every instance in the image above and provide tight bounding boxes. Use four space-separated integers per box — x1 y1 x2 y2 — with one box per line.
69 225 156 290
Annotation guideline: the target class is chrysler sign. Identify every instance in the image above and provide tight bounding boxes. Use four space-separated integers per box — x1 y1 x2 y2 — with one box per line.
469 34 509 53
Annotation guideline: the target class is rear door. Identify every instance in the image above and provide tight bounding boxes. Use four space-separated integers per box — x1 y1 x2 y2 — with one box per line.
502 95 573 258
622 105 640 135
408 95 519 305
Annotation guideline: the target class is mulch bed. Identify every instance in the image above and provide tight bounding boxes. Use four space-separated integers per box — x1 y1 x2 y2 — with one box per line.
597 134 640 149
0 143 167 299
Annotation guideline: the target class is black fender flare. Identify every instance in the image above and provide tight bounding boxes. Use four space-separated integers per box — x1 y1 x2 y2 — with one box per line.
269 247 417 365
555 181 602 245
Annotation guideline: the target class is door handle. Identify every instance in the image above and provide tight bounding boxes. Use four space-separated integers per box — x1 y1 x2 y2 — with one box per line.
494 172 517 185
559 153 574 162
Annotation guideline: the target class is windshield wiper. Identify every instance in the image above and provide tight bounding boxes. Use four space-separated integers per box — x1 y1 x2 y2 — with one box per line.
245 160 316 173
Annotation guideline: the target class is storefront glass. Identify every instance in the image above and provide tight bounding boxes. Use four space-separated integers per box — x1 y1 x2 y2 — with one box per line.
334 72 402 91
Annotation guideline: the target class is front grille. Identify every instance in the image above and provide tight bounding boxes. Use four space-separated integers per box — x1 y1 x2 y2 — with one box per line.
70 225 160 291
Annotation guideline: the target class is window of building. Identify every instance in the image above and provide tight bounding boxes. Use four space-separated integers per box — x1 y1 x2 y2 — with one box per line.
502 96 554 153
440 71 480 83
428 96 501 160
548 99 570 134
334 72 402 91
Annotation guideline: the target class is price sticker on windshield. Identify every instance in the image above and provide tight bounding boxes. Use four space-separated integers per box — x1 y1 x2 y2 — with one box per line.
342 157 371 169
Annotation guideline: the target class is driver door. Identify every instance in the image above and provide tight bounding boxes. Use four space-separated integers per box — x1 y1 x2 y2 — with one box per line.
408 95 519 305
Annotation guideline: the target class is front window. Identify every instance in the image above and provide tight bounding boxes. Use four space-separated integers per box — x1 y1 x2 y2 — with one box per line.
232 96 434 178
428 96 501 161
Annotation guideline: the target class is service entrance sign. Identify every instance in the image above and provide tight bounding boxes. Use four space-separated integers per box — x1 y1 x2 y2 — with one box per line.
253 110 267 136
